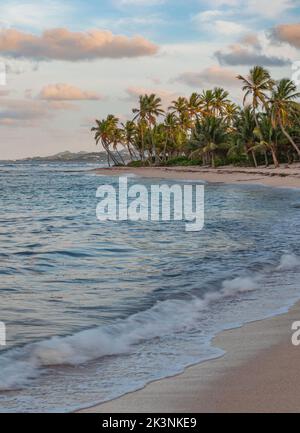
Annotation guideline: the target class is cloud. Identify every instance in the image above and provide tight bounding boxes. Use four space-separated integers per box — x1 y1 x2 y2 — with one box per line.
215 43 290 66
175 65 238 88
270 23 300 48
240 33 261 49
0 98 51 127
246 0 294 19
38 83 104 101
0 28 159 61
193 10 225 24
209 0 295 18
214 21 248 35
0 1 70 30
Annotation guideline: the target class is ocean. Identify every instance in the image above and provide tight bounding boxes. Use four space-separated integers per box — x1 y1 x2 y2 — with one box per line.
0 162 299 412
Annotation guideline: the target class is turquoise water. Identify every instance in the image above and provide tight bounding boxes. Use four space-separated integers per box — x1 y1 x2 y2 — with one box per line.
0 162 299 412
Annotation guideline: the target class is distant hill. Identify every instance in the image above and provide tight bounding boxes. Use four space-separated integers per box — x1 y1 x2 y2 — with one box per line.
2 150 129 164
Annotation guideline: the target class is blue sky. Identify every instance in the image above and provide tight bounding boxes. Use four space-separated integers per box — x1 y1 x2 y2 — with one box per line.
0 0 299 158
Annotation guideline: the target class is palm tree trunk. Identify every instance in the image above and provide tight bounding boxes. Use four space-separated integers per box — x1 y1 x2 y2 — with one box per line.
251 150 258 168
279 118 300 157
270 145 279 168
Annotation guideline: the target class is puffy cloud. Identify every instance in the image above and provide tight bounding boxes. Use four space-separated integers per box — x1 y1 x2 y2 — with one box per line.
175 66 238 88
215 43 290 66
0 28 159 61
39 83 104 101
270 23 300 48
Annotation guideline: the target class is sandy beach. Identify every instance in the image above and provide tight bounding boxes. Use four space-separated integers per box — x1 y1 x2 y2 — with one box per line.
80 301 300 413
93 164 300 189
77 164 300 413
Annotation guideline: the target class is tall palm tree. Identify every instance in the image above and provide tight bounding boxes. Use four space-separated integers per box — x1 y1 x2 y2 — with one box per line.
237 66 274 127
132 95 148 161
212 87 231 117
144 94 164 164
269 78 300 157
237 66 275 166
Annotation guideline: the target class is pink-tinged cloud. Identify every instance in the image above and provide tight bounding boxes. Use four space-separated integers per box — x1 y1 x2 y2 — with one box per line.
39 83 104 101
271 23 300 48
176 66 238 88
0 28 159 61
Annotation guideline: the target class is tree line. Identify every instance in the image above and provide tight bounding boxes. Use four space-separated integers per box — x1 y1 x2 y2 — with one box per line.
92 66 300 168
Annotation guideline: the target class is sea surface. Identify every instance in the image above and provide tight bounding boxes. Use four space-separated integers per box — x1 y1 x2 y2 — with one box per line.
0 161 299 412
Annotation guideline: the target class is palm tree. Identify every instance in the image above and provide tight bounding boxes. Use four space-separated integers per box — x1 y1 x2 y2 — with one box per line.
232 107 258 167
212 87 231 117
132 95 148 161
254 113 280 168
91 115 120 166
237 66 274 126
144 94 164 164
121 121 138 161
190 116 229 167
237 66 275 166
269 78 300 157
163 112 178 162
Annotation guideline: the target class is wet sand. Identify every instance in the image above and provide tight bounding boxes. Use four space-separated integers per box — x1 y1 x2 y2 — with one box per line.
80 164 300 413
93 164 300 189
80 302 300 413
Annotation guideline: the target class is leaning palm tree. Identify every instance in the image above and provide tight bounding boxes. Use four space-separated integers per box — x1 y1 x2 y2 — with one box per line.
269 78 300 157
121 120 138 162
91 115 120 166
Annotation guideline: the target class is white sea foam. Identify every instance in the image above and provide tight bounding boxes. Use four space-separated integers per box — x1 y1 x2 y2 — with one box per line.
0 254 296 391
277 254 300 271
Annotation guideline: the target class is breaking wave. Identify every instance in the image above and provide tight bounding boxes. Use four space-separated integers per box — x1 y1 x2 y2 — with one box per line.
0 253 297 391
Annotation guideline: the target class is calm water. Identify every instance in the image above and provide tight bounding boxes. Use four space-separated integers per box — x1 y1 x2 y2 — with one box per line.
0 162 300 412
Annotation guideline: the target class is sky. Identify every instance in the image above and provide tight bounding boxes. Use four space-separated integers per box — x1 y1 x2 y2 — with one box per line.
0 0 300 159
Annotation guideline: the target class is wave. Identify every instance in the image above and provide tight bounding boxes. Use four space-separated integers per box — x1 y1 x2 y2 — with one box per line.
277 253 300 271
0 253 297 391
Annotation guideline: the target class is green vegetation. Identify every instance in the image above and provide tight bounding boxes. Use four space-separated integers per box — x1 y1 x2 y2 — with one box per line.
92 66 300 168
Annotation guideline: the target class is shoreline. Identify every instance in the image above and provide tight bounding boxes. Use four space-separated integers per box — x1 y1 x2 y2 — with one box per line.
92 164 300 189
79 300 300 413
78 165 300 413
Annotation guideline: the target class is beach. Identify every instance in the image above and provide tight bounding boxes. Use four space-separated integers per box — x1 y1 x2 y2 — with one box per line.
80 300 300 413
77 164 300 413
93 164 300 189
